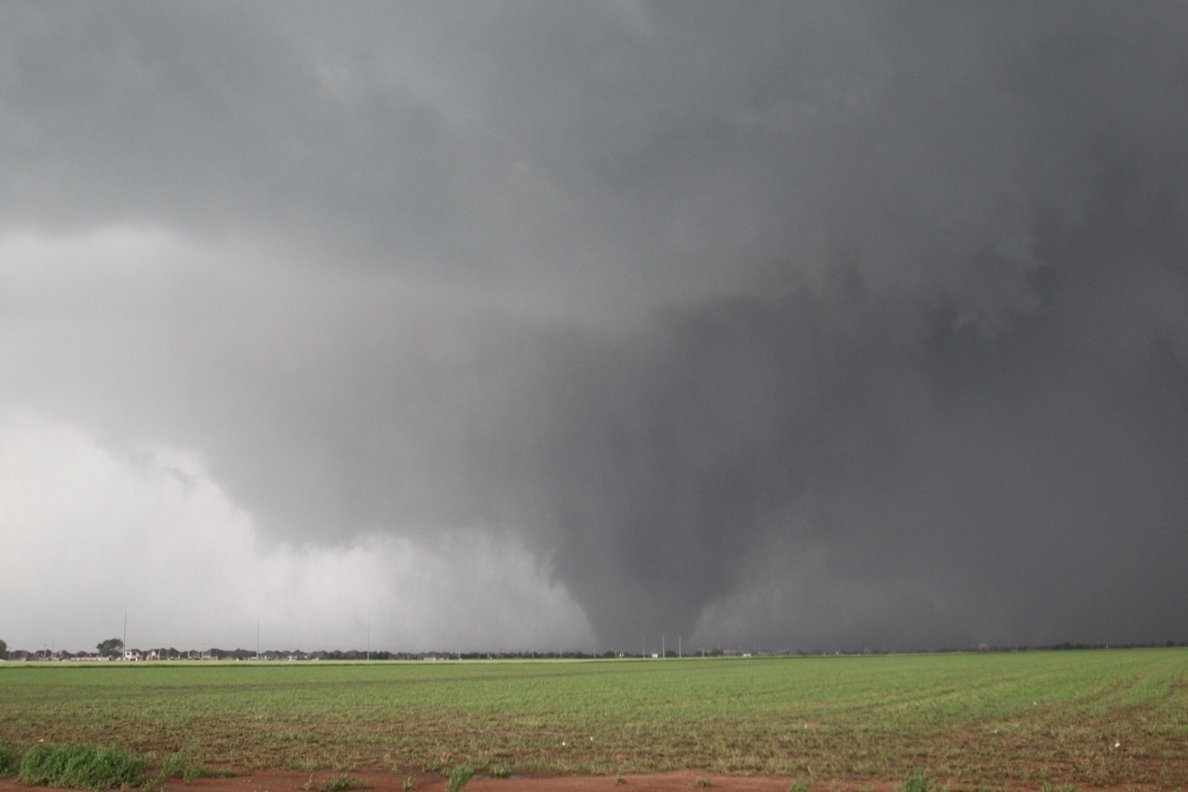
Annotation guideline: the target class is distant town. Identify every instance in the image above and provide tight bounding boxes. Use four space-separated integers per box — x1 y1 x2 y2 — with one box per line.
3 640 1184 663
1 646 774 662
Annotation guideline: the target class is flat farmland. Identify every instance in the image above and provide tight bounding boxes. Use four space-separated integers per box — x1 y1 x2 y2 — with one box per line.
1 649 1185 790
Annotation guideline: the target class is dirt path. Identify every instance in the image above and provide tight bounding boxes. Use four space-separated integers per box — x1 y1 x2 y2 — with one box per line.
0 769 1168 792
192 771 798 792
0 773 798 792
0 771 1171 792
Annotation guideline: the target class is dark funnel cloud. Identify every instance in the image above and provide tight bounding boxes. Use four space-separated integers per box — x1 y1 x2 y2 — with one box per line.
3 2 1186 651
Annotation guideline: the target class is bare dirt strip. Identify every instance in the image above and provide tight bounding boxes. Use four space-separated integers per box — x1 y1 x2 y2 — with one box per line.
0 772 1170 792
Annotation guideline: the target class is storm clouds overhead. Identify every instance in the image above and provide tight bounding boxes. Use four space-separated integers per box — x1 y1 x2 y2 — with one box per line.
2 2 1186 653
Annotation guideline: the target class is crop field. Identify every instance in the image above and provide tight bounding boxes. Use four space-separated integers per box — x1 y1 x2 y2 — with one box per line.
1 649 1185 790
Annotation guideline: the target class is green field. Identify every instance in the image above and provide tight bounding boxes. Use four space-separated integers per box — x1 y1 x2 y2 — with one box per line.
1 649 1185 789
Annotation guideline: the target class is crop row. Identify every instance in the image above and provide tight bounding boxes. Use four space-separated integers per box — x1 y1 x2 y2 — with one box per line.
1 649 1185 788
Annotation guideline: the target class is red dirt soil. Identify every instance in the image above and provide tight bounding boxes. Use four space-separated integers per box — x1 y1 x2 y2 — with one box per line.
0 771 1169 792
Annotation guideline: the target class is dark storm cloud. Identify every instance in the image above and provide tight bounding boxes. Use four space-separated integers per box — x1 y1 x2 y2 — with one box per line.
4 2 1187 650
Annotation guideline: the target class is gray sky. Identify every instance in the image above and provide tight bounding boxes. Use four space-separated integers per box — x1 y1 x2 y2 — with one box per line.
2 1 1186 654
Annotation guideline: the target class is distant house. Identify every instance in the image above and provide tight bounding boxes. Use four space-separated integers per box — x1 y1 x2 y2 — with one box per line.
123 649 143 662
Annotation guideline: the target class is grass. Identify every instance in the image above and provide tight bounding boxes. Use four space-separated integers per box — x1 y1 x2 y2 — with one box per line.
156 746 208 783
17 743 147 789
0 649 1184 788
901 769 932 792
320 774 372 792
0 741 229 790
0 742 21 777
446 762 474 792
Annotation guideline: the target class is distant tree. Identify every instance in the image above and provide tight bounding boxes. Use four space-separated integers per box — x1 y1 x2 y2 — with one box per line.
97 637 124 658
0 638 7 659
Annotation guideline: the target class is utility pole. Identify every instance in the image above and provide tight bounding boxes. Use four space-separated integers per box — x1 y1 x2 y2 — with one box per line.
678 634 682 659
122 611 127 654
256 619 260 660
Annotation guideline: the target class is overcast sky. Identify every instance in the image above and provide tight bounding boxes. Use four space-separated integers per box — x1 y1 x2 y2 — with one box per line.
3 2 1187 654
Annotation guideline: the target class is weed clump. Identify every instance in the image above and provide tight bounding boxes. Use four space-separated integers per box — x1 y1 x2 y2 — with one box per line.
787 781 811 792
488 763 511 779
446 762 474 792
18 743 74 786
19 743 148 789
321 774 372 792
0 743 21 777
158 747 208 783
900 770 932 792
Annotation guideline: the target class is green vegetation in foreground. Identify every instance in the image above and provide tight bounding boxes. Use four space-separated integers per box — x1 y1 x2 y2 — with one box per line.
16 743 146 789
0 742 21 777
445 762 474 792
153 746 212 784
0 649 1185 789
317 773 373 792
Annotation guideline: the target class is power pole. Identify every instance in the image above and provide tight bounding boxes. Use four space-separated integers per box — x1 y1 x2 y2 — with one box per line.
123 611 127 653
